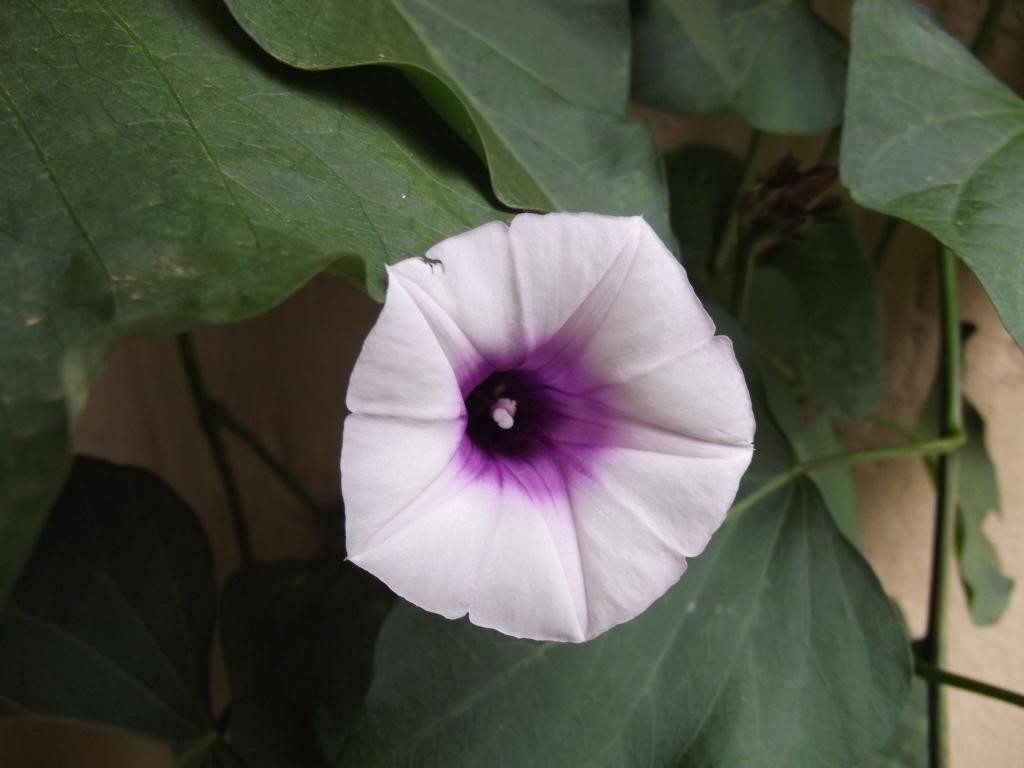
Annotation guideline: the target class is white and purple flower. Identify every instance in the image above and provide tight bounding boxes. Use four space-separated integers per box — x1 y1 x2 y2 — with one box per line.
341 213 754 642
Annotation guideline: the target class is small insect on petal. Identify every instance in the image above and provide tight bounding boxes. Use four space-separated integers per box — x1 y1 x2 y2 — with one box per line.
341 213 754 642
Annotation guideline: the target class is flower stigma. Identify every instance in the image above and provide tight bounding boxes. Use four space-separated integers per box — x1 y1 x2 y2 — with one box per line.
464 369 561 459
491 397 517 429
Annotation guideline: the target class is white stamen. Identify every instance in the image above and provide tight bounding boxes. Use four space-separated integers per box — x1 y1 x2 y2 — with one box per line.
491 397 517 430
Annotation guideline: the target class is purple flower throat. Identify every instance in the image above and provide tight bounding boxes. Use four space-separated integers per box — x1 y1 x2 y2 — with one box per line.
464 369 561 459
458 342 614 499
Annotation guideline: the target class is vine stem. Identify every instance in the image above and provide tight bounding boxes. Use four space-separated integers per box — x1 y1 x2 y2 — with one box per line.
915 658 1024 710
729 433 965 519
871 216 899 267
214 402 324 517
971 0 1010 56
924 246 963 768
177 333 253 563
711 130 764 277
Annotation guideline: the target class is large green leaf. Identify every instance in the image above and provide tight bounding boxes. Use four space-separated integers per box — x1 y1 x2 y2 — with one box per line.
862 614 926 768
340 479 908 768
222 0 671 237
336 319 909 768
221 560 391 768
841 0 1024 350
0 0 505 604
0 457 224 763
632 0 847 133
862 677 927 768
956 401 1013 626
748 221 884 420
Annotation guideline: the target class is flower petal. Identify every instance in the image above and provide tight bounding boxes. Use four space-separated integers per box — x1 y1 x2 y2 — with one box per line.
574 217 718 386
569 446 753 637
389 220 523 371
600 336 755 452
468 489 586 642
390 214 649 374
346 276 469 420
348 454 585 642
347 469 502 620
507 213 645 351
341 414 465 554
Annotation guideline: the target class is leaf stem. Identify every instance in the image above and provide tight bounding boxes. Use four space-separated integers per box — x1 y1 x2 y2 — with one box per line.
924 246 963 768
177 333 253 563
915 657 1024 710
971 0 1010 55
730 433 965 518
800 433 964 474
729 232 757 324
711 130 764 276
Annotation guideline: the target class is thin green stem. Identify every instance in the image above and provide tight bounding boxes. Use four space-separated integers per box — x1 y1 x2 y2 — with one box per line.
800 433 964 474
711 130 764 276
729 433 965 518
924 246 963 768
729 233 757 323
915 658 1024 710
728 469 798 518
214 402 324 517
971 0 1010 55
177 333 253 563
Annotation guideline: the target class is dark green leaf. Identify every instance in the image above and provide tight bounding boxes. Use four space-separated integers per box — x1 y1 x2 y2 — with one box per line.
956 401 1013 626
632 0 847 133
341 480 908 768
748 220 884 419
223 0 671 237
221 560 391 768
0 457 216 754
861 673 927 768
841 0 1024 350
861 605 926 767
338 316 909 768
664 143 743 299
796 415 861 546
177 737 247 768
0 0 506 604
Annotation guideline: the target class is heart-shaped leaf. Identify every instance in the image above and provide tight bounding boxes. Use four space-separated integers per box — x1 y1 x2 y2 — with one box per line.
0 0 505 604
220 560 391 768
841 0 1024 351
336 321 910 768
222 0 671 238
340 479 908 768
0 457 228 764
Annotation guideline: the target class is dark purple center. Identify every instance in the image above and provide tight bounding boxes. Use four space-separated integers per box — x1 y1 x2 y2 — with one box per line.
464 369 560 459
456 342 616 501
